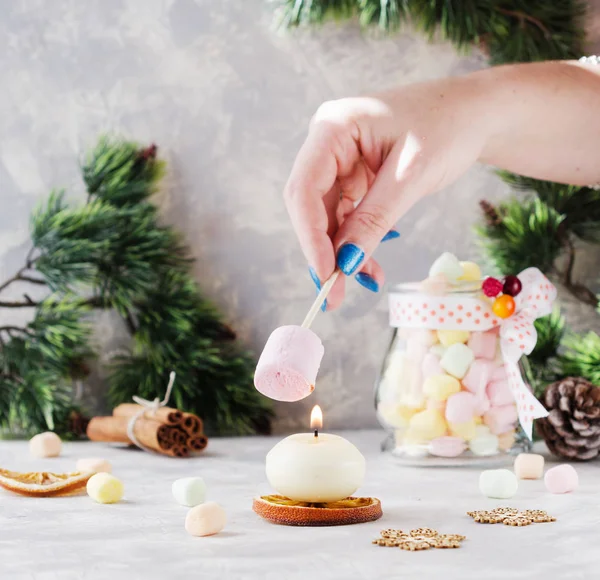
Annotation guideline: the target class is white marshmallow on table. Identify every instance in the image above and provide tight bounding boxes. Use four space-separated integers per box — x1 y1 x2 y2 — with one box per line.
76 458 112 474
429 252 464 283
514 453 544 480
479 469 518 499
185 502 226 537
172 477 207 507
29 432 61 458
440 343 475 379
545 464 579 494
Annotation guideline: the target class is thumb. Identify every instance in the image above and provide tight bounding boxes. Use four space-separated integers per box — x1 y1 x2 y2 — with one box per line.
333 146 423 276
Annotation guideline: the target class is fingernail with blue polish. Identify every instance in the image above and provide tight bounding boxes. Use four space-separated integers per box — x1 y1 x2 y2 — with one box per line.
309 267 327 311
337 243 365 276
355 272 379 293
382 230 401 242
309 266 321 290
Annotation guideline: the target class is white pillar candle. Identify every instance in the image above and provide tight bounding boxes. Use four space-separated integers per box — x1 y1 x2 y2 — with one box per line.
265 406 366 503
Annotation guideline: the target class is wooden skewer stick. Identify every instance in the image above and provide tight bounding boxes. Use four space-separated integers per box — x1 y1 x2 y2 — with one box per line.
301 270 340 329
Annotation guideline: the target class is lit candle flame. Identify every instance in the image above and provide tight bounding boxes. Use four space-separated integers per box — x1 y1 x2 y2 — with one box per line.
310 405 323 431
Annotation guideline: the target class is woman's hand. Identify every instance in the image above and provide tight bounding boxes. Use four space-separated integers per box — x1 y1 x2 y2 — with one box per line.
284 60 600 311
283 75 491 310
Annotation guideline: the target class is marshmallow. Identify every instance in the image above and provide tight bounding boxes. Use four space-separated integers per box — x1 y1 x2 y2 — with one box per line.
498 430 516 451
378 403 422 428
254 325 324 402
407 409 447 442
449 419 477 441
491 365 508 382
172 477 207 507
445 392 476 424
185 502 227 537
514 453 545 480
420 273 450 295
29 432 61 458
487 379 514 407
437 329 471 347
422 353 444 379
408 329 438 347
484 405 518 435
458 261 482 281
429 436 467 458
440 343 475 379
429 252 463 283
479 469 518 499
429 344 447 358
473 393 491 416
544 464 579 494
468 331 497 361
462 360 494 394
423 374 461 401
87 473 124 504
469 432 499 456
76 458 112 474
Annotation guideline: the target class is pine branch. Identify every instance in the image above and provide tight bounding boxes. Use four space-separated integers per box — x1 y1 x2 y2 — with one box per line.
559 331 600 385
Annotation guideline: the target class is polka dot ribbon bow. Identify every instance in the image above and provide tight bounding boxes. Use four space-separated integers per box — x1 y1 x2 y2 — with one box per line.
498 268 556 439
388 267 557 439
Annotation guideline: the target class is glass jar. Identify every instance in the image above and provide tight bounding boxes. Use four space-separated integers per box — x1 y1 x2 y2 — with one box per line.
375 280 531 466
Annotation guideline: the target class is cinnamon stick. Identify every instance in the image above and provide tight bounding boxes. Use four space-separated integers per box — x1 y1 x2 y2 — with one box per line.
181 413 203 436
112 403 183 426
87 416 174 454
189 436 208 452
172 445 189 458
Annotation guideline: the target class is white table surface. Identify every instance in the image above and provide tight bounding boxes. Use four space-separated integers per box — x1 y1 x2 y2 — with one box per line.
0 431 598 580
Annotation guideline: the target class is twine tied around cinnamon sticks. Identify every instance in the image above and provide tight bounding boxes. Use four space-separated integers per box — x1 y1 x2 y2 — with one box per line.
126 371 177 452
87 372 208 458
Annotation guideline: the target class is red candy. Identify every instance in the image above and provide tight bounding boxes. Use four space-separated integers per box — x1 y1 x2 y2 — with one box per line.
503 275 522 297
482 277 503 298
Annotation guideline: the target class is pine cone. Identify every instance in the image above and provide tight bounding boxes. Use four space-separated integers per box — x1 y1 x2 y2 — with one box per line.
479 200 502 227
537 377 600 461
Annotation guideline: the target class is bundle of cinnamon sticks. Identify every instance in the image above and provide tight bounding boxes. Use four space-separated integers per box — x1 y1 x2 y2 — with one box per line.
87 404 208 458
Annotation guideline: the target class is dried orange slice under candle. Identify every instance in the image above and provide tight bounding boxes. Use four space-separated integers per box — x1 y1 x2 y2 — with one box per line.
0 468 94 497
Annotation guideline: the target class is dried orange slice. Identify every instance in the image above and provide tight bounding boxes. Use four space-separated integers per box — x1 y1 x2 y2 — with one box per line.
0 468 94 497
252 495 382 526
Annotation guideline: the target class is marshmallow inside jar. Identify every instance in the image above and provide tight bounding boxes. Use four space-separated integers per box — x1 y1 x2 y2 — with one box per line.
254 325 324 402
374 253 528 466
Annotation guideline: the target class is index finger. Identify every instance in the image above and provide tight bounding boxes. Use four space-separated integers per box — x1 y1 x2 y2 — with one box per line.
283 121 361 280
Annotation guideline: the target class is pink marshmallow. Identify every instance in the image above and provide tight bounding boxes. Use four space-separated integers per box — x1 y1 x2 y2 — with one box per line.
254 325 324 402
544 464 579 494
468 331 497 360
429 436 467 458
422 353 444 379
445 392 476 424
462 360 494 395
473 393 490 415
491 365 508 382
484 405 518 435
487 379 514 407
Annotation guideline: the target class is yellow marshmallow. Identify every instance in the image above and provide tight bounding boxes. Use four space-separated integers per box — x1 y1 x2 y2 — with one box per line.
458 261 482 282
473 415 483 425
449 419 478 441
407 409 447 441
87 473 124 504
423 374 461 401
379 404 422 428
437 329 471 347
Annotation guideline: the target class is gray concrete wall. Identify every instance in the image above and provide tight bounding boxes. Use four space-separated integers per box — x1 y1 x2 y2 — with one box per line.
1 0 599 432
